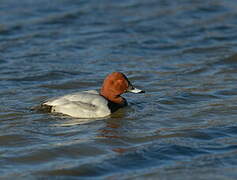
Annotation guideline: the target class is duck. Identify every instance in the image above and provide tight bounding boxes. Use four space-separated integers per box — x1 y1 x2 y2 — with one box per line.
41 72 145 118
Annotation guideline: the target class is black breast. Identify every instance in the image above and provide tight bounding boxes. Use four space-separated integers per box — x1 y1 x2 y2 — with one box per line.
107 98 128 113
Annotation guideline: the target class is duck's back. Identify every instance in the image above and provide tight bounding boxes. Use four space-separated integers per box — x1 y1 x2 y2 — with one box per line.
42 90 111 118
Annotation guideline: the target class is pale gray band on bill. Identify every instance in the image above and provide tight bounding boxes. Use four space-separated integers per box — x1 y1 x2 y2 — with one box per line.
128 87 145 93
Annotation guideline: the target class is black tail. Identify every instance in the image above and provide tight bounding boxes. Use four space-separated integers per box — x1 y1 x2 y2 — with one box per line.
31 104 53 113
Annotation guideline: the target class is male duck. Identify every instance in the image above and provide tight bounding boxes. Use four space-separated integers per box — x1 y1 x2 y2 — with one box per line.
41 72 145 118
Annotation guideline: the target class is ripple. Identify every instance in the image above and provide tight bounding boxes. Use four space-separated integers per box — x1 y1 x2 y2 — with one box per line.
220 53 237 65
0 134 32 147
7 143 107 164
39 10 85 25
40 80 97 90
4 71 74 82
215 88 237 96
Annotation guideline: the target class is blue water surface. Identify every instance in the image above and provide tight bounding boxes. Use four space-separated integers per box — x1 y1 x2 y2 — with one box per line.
1 0 237 179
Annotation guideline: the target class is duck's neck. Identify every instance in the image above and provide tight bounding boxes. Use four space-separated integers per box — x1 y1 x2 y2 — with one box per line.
100 91 125 105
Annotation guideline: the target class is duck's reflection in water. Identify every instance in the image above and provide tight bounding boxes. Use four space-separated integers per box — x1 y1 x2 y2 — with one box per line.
96 109 137 154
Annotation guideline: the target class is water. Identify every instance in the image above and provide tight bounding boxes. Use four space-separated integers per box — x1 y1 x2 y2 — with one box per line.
1 0 237 179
